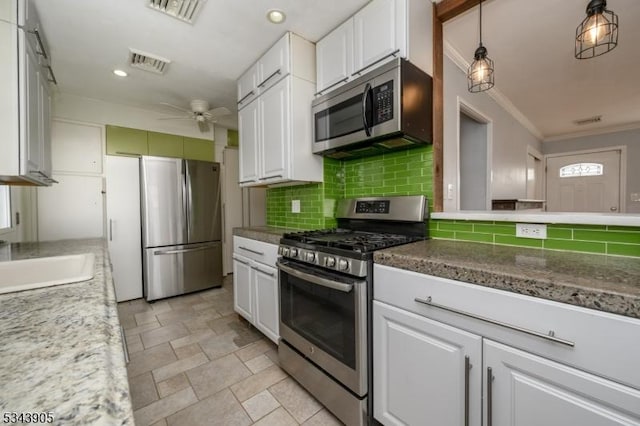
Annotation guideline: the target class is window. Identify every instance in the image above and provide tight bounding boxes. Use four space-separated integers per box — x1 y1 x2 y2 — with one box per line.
559 162 604 178
0 187 11 231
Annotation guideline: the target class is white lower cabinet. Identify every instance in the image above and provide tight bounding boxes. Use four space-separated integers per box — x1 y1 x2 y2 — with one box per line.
484 340 640 426
232 236 279 343
374 301 482 426
373 264 640 426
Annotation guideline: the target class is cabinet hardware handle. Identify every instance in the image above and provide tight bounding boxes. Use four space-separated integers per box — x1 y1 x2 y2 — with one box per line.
414 296 575 347
238 246 264 256
254 266 275 277
232 255 250 265
237 90 255 105
487 367 493 426
353 49 400 76
114 151 142 157
109 219 113 241
258 174 284 181
239 179 255 184
28 28 49 60
464 356 470 426
120 326 129 364
277 261 357 293
45 65 57 85
222 203 226 244
257 69 282 88
315 77 349 96
154 245 213 255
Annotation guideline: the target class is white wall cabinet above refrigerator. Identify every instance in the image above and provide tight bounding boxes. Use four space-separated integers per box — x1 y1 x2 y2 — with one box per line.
237 32 322 187
0 0 55 186
315 0 432 96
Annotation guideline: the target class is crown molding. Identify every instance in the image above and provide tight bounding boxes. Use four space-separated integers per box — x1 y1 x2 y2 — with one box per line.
543 121 640 142
444 40 545 141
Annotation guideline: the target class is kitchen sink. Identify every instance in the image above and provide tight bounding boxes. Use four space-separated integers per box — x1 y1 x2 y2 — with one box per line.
0 253 95 294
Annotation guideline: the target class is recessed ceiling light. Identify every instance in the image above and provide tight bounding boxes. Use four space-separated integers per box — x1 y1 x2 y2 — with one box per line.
113 69 128 77
267 9 286 24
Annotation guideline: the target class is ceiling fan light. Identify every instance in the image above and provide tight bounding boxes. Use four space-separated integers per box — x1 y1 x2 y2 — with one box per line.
575 0 618 59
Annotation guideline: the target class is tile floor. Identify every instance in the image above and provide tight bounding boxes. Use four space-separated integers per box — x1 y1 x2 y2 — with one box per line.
117 275 343 426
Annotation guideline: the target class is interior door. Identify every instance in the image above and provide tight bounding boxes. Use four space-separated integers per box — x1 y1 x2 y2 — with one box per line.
140 156 186 247
546 150 621 213
185 160 221 244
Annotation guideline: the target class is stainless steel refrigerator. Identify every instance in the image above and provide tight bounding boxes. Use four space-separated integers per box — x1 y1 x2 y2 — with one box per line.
140 156 223 301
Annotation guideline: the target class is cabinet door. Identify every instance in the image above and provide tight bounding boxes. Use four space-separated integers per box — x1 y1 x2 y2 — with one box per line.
238 99 260 184
233 254 253 322
373 301 482 426
253 264 279 344
484 340 640 426
38 69 52 178
258 33 290 93
353 0 404 75
106 125 148 156
316 19 353 95
237 63 258 109
259 77 290 181
106 156 143 302
183 137 214 162
148 131 183 158
24 36 41 176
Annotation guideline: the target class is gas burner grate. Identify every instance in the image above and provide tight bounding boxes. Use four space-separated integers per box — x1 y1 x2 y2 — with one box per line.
283 229 422 253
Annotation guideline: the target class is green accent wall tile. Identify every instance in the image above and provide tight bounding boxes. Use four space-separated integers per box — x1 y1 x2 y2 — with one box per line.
438 222 473 232
544 239 606 254
547 228 573 239
473 224 515 235
429 229 455 239
547 224 607 230
607 243 640 257
148 131 183 158
455 232 494 243
607 225 640 232
494 235 543 248
574 230 640 244
183 137 214 161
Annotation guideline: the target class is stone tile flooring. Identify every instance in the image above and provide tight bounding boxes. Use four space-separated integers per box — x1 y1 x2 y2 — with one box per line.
118 275 343 426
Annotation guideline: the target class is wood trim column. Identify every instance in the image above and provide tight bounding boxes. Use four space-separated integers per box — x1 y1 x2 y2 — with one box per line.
432 4 444 212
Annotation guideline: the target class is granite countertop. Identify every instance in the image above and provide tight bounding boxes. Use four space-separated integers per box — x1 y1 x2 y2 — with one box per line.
0 239 134 425
374 239 640 319
233 226 298 245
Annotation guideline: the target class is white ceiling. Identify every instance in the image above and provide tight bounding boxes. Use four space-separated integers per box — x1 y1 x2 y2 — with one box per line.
444 0 640 140
34 0 369 130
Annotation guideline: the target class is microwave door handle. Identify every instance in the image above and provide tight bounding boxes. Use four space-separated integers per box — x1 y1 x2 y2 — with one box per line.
362 83 372 137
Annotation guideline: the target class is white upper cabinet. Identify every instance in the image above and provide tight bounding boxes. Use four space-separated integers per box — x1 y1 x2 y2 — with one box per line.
236 32 322 187
315 0 432 96
315 19 353 95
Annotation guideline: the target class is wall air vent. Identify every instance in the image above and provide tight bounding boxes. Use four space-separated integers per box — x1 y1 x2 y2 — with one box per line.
128 49 171 74
573 115 602 126
148 0 206 24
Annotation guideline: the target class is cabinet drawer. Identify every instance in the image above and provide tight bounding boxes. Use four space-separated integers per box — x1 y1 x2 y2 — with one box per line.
258 33 290 93
233 236 278 266
374 264 640 390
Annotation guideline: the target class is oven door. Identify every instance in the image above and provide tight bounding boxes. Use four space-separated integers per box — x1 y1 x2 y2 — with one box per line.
277 259 367 396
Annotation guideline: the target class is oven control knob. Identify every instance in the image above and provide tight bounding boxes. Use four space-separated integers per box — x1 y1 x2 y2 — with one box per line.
338 259 349 271
282 247 290 257
289 248 298 258
305 252 316 262
326 257 336 267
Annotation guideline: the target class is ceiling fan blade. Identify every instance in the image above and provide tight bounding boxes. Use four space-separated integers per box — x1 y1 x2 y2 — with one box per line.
205 106 231 119
198 120 210 133
159 102 192 114
157 116 193 121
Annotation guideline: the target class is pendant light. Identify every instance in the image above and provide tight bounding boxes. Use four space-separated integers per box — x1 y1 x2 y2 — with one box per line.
467 0 494 93
575 0 618 59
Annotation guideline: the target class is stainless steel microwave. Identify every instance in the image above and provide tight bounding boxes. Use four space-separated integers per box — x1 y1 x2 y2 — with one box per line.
311 58 432 160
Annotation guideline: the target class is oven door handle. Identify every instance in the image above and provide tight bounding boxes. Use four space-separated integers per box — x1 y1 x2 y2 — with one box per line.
277 262 356 293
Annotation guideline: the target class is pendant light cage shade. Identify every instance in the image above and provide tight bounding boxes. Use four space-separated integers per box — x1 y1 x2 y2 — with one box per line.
468 47 495 93
575 0 618 59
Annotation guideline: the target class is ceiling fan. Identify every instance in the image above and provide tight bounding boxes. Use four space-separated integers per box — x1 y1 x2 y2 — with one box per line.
158 100 231 132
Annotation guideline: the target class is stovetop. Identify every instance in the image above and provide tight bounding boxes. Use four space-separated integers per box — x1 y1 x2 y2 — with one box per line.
282 228 422 253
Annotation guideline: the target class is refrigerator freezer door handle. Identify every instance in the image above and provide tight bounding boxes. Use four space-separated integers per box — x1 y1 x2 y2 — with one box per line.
154 245 216 256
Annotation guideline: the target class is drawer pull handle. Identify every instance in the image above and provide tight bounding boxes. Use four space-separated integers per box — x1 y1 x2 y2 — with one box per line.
414 296 575 347
464 356 470 426
238 90 255 105
487 367 493 426
254 266 275 277
238 246 264 256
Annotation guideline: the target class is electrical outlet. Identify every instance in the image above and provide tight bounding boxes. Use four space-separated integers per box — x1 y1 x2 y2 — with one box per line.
516 223 547 239
291 200 300 213
447 184 454 200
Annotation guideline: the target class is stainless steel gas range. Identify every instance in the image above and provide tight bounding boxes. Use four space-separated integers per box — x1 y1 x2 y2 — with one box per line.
277 195 428 426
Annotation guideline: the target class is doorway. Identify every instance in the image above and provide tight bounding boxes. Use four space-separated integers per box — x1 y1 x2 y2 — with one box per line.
458 105 490 210
526 147 544 200
546 149 622 213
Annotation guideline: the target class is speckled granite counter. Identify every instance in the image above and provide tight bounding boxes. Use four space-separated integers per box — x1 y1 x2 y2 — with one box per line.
0 239 134 425
233 226 297 245
374 239 640 319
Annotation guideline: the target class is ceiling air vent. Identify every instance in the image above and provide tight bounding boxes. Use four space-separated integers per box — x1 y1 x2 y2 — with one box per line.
573 115 602 126
148 0 206 24
128 49 171 74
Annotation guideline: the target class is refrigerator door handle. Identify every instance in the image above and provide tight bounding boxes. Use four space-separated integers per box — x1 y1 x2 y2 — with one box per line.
183 160 190 241
154 245 215 256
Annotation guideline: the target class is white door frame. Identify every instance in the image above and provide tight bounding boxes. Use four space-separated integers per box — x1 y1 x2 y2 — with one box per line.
456 96 494 210
544 145 627 213
526 145 544 202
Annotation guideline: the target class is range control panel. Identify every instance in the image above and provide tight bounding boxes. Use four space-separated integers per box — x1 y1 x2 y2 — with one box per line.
355 200 390 214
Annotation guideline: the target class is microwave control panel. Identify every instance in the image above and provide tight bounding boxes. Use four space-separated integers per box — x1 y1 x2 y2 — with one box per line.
373 80 394 125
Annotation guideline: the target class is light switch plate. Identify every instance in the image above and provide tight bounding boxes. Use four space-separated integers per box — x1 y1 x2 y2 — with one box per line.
516 223 547 239
291 200 301 213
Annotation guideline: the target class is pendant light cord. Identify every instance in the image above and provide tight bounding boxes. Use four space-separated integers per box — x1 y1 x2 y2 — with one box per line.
479 0 483 47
